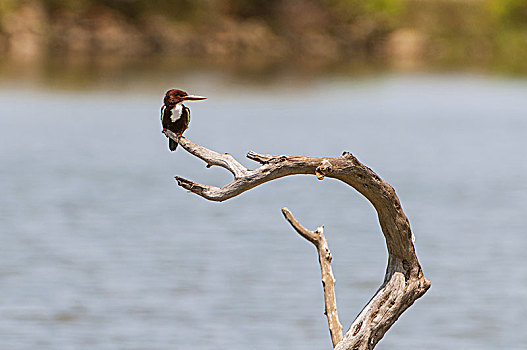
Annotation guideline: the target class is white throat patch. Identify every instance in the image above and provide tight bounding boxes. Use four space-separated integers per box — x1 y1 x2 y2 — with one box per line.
170 103 184 122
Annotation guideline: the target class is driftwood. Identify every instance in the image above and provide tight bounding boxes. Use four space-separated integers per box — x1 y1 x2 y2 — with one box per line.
167 131 430 350
281 207 343 347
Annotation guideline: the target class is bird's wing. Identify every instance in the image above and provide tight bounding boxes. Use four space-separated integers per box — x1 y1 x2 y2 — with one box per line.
184 106 191 124
160 105 166 122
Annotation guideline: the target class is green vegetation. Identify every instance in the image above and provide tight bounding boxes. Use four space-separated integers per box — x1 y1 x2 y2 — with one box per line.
0 0 526 74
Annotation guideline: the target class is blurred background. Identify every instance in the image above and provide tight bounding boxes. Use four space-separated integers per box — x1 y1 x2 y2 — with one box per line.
1 0 526 349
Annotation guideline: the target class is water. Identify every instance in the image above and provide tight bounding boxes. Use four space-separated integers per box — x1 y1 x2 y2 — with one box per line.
1 74 526 349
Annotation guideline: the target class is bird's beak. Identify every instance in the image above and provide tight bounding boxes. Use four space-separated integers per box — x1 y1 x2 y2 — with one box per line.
183 95 207 101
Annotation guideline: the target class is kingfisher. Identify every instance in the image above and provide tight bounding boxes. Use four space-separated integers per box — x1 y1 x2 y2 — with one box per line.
161 89 206 151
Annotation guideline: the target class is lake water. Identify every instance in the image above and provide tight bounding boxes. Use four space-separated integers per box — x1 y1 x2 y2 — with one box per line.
1 74 526 349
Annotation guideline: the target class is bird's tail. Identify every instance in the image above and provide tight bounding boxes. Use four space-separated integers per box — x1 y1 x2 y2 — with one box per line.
169 138 178 151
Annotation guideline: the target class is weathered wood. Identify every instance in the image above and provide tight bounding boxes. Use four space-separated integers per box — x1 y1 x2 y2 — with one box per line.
166 130 248 178
168 133 431 349
281 207 343 348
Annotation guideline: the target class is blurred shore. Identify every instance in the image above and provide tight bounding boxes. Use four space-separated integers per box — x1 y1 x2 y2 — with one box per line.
1 0 526 78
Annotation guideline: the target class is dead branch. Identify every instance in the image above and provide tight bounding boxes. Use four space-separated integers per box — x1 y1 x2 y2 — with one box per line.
281 207 343 348
169 132 431 349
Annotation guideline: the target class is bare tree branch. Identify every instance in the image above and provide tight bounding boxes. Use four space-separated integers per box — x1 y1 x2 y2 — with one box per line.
281 207 343 348
166 130 249 179
169 133 431 349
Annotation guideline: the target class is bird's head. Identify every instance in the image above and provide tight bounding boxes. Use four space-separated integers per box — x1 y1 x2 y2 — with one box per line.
163 89 206 109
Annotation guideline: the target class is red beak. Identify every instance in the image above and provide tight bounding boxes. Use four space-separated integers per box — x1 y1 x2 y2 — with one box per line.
183 95 207 101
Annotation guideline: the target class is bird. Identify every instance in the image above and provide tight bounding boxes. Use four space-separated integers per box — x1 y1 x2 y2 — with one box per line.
161 89 206 151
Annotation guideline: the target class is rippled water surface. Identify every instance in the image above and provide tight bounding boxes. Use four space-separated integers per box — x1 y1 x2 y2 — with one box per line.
1 74 526 349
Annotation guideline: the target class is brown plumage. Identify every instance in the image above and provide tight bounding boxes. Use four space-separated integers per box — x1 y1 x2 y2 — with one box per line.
161 89 206 151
